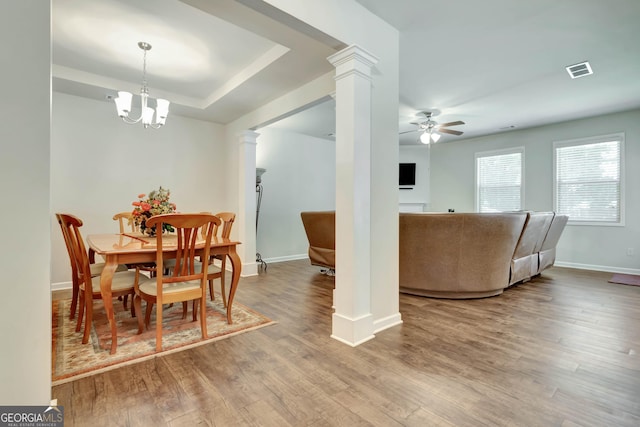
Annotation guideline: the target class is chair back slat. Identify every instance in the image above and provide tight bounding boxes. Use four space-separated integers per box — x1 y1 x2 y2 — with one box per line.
215 212 236 238
113 211 138 234
145 213 221 302
56 213 78 277
57 213 92 282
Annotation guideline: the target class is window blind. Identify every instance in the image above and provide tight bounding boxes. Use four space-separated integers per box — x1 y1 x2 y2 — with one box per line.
476 150 522 212
555 138 622 223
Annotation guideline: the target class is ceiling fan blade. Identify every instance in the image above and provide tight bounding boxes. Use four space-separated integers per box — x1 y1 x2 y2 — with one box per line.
399 129 418 135
437 120 465 127
438 128 464 136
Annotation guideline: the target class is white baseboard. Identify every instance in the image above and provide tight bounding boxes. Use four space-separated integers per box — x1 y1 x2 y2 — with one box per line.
51 281 72 292
374 313 403 333
262 254 308 264
554 261 640 275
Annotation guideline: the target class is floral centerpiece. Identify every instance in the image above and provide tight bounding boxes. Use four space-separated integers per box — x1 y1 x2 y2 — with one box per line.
131 186 177 236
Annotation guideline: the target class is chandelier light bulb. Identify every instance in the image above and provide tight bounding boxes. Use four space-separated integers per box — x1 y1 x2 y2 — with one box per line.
431 132 441 143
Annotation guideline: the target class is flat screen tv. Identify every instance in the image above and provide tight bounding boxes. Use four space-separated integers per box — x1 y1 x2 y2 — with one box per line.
399 163 416 186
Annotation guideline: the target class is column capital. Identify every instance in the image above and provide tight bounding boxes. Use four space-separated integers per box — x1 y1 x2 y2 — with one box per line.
328 45 379 81
237 130 260 145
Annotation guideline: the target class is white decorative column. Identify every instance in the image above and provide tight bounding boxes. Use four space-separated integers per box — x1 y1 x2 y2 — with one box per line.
238 130 259 276
328 45 379 346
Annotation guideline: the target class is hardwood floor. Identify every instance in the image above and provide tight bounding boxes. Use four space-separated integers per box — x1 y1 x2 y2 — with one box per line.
52 260 640 426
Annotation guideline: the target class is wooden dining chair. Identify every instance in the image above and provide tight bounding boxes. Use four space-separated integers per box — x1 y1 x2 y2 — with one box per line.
113 211 138 233
113 210 156 273
205 212 236 307
57 213 137 344
56 213 127 320
133 213 221 352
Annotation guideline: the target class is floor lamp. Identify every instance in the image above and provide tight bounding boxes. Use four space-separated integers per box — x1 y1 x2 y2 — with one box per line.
256 168 267 270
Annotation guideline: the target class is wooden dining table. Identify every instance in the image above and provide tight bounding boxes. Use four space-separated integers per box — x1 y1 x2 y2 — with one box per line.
87 233 242 354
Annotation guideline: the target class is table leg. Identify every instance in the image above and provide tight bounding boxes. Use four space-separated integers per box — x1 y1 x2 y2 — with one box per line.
100 256 119 354
226 247 242 324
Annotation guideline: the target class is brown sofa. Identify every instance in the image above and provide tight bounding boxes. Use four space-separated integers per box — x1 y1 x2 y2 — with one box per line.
536 213 569 275
508 211 555 286
399 212 527 299
300 211 335 272
300 210 567 297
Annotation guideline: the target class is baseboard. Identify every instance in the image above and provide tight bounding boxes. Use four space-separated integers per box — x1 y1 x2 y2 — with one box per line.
262 254 308 264
554 261 640 275
373 313 403 334
51 281 72 292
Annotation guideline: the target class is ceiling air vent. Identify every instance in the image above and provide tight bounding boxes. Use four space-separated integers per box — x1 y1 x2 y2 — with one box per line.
566 61 593 79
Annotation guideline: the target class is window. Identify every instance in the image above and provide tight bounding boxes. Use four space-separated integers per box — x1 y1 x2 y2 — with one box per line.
475 148 524 212
554 133 624 226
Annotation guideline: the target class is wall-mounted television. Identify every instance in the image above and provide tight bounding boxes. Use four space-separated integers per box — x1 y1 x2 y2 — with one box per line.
399 163 416 186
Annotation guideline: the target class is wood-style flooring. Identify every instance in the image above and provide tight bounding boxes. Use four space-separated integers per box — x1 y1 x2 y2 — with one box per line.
52 260 640 426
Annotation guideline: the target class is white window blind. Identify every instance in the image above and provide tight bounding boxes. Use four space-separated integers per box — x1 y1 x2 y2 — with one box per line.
476 149 523 212
554 135 624 225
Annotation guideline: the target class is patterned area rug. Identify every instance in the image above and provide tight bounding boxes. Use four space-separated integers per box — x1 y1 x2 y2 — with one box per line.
52 297 275 385
608 273 640 287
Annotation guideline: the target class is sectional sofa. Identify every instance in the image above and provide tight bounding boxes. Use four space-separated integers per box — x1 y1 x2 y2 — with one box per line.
399 211 568 298
300 210 568 299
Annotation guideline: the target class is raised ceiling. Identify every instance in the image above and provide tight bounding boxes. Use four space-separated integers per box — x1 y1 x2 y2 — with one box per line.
52 0 337 125
53 1 640 144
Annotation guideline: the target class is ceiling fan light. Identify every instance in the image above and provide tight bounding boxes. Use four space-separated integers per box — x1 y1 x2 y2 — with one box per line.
419 131 431 144
431 132 441 143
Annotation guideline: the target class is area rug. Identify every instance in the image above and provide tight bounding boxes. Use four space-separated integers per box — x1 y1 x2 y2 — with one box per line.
52 297 275 385
608 273 640 287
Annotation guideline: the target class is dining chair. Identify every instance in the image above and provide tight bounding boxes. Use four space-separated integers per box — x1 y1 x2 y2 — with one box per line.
205 212 236 307
57 213 137 344
56 213 128 320
133 213 221 352
113 211 138 234
113 210 157 274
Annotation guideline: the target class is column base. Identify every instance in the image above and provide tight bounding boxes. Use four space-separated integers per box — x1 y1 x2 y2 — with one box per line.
330 312 375 347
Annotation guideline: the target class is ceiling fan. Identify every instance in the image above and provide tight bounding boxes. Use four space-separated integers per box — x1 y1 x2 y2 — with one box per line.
400 111 465 144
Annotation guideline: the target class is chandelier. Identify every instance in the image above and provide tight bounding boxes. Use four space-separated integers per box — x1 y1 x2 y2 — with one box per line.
114 42 169 129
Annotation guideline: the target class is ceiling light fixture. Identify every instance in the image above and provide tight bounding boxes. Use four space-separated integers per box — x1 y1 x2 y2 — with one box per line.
419 129 440 144
114 42 169 129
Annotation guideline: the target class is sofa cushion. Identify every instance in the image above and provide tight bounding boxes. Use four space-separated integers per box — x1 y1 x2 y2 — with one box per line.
509 211 554 285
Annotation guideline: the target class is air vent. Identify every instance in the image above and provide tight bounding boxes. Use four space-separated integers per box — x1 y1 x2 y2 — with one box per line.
566 61 593 79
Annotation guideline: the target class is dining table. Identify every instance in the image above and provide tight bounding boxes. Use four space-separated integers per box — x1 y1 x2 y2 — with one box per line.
87 232 242 354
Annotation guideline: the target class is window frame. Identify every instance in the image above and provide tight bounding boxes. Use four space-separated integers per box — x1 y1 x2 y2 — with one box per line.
475 146 525 213
553 132 625 227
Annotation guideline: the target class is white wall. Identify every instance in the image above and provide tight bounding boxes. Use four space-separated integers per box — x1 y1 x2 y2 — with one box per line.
427 108 640 273
399 145 430 210
0 2 51 404
51 92 227 285
256 128 336 261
